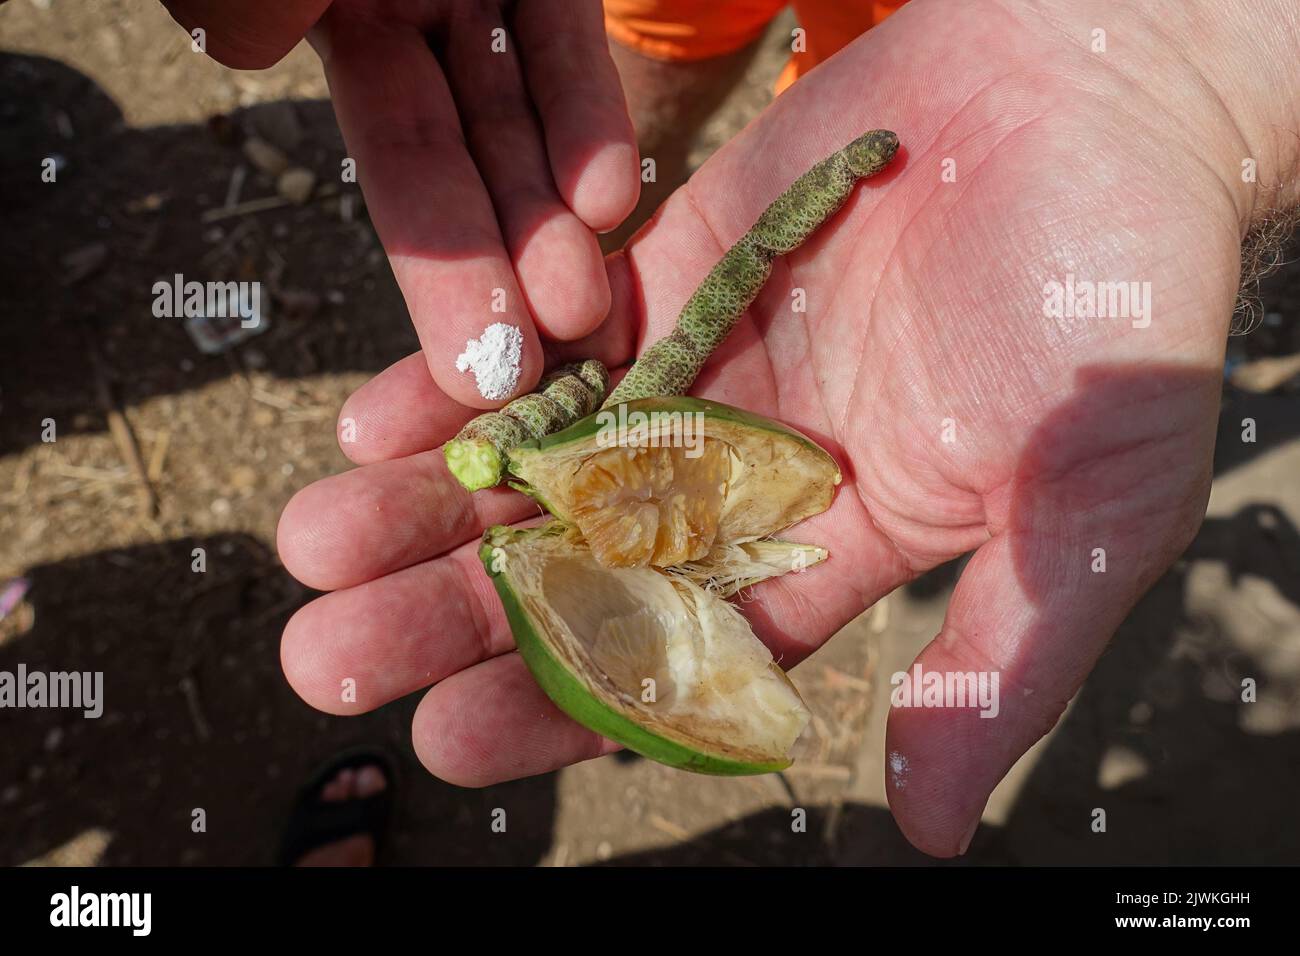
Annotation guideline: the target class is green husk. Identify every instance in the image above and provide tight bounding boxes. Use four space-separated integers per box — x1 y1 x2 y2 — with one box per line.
480 524 805 774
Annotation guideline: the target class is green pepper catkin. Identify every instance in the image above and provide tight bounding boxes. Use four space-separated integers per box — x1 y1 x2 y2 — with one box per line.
604 129 898 406
445 130 899 491
445 360 609 491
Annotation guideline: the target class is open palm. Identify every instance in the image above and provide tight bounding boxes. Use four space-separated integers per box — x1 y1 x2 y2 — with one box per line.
277 1 1249 856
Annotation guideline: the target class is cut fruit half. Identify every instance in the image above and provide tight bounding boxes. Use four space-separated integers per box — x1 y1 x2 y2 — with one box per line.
508 397 841 569
482 524 813 774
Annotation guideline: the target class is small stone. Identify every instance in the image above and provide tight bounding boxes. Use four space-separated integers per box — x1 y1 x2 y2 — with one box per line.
1128 700 1154 725
211 498 232 517
1097 745 1149 790
229 465 258 492
1239 698 1294 735
277 167 316 205
1229 352 1300 393
241 135 290 176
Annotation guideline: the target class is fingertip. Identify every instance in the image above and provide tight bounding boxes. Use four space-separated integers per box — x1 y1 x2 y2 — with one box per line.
280 602 350 716
565 139 641 234
275 483 325 590
410 672 502 788
335 389 382 465
516 217 612 341
335 358 444 465
427 320 545 411
884 704 998 858
335 393 377 466
411 706 494 790
545 250 641 369
886 784 983 859
163 0 330 70
411 654 612 787
275 470 387 591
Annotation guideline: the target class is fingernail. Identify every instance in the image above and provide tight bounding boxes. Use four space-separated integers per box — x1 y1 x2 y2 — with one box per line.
958 817 980 856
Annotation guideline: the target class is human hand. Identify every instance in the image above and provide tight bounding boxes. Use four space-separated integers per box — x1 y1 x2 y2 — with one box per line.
164 0 640 407
277 0 1299 855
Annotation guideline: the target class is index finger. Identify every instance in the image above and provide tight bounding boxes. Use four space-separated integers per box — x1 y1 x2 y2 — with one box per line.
312 10 545 409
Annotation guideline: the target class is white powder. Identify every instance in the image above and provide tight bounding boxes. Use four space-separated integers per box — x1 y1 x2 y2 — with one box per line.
455 323 523 400
888 751 910 790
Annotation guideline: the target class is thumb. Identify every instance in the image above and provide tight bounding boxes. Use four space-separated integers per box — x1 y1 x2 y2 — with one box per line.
884 364 1217 857
883 535 1114 857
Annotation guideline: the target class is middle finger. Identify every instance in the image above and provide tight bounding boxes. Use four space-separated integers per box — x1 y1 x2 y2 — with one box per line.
277 448 540 591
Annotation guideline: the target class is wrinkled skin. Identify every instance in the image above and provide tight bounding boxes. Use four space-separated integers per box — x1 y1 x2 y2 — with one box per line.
175 0 1299 855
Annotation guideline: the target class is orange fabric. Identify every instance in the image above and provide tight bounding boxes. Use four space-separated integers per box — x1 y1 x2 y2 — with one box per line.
604 0 909 91
605 0 788 63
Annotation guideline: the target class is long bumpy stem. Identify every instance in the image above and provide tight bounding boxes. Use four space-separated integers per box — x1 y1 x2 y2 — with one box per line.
603 129 898 407
446 130 899 491
445 360 608 491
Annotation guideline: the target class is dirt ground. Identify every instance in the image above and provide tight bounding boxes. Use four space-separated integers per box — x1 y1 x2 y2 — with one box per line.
2 1 1299 867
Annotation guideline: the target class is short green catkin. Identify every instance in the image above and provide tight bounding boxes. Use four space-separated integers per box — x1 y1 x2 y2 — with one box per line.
445 130 899 491
445 360 609 491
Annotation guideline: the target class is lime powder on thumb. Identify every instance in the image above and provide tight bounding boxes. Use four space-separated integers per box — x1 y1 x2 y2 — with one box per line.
456 323 523 400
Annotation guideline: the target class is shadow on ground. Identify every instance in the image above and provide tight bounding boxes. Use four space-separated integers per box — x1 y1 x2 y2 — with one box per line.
0 52 413 458
0 533 556 865
2 51 556 864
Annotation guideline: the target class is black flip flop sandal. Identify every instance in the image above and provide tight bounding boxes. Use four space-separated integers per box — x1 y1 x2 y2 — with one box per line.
278 746 397 866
